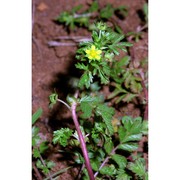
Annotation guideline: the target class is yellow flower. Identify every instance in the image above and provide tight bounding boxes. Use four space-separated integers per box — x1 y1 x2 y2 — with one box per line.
85 45 102 61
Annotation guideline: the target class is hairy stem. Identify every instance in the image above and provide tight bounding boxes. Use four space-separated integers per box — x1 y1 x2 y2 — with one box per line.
71 91 95 180
57 99 71 110
94 145 119 178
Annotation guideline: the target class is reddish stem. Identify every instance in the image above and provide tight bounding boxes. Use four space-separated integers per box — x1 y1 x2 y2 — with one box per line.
32 162 43 180
71 93 95 180
94 145 119 178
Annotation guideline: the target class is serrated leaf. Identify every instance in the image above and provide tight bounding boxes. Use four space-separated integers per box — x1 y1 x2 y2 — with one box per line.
118 126 126 142
118 143 138 152
124 134 142 142
100 165 116 176
122 116 133 130
53 128 73 147
80 101 93 118
104 138 113 154
116 169 131 180
128 158 147 179
111 154 127 169
78 71 93 89
96 104 115 135
75 63 88 71
32 108 43 125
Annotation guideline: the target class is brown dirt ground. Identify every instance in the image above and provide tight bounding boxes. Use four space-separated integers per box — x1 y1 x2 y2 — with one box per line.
32 0 148 179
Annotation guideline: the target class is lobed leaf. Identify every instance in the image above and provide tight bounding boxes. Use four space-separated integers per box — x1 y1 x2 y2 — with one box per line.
111 154 127 169
53 128 73 147
96 104 115 135
118 142 139 152
100 165 116 176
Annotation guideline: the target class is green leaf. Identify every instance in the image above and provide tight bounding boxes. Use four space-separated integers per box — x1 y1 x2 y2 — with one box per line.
119 42 133 47
90 159 99 171
100 4 114 19
49 93 58 108
72 4 83 14
88 1 99 12
115 94 127 104
96 104 115 135
118 116 145 145
36 159 44 169
128 158 147 179
32 108 43 125
80 95 100 103
78 71 93 89
130 80 142 93
100 165 116 176
32 135 40 147
111 154 127 169
32 126 40 146
42 167 49 175
74 152 84 164
118 56 130 67
122 116 142 134
143 3 148 22
46 161 55 169
39 141 49 154
80 102 93 119
121 116 133 130
122 93 138 103
75 63 88 71
104 137 113 154
116 169 131 180
32 126 39 136
53 128 73 147
33 148 40 158
118 126 126 142
118 143 139 152
124 134 142 142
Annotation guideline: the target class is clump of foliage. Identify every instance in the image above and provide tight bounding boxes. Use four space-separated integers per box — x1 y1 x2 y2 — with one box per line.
55 1 128 31
32 108 55 176
49 22 148 180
